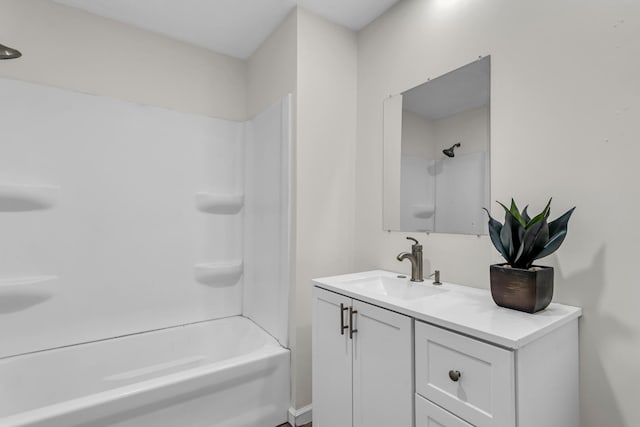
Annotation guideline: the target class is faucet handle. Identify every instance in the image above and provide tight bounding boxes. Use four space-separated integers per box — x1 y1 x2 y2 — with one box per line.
406 237 422 249
406 236 420 245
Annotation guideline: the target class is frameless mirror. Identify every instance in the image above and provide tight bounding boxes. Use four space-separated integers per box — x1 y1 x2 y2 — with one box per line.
383 56 490 235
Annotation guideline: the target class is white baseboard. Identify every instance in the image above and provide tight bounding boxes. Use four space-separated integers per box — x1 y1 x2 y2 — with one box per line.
287 405 312 426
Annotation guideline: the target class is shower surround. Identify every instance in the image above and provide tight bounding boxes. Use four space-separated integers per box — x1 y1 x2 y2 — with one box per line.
0 78 291 426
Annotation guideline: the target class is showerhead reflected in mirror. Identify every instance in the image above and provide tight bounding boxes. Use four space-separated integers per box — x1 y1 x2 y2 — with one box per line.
442 142 461 158
383 56 490 235
0 43 22 60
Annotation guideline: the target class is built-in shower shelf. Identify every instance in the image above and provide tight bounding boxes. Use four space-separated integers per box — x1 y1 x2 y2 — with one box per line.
0 275 58 289
412 204 435 219
195 192 244 214
0 184 60 211
194 261 243 286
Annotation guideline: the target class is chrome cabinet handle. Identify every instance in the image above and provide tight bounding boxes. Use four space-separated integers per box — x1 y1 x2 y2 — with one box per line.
448 370 461 382
349 306 358 339
340 303 348 335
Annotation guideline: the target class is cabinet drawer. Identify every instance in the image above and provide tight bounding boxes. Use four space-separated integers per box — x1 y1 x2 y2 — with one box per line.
416 394 472 427
415 321 515 427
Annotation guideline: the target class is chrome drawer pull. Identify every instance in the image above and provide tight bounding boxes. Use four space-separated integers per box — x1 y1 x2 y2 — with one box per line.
340 303 349 335
448 370 461 382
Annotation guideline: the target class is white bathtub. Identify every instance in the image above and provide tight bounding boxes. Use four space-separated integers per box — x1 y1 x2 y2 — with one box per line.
0 316 290 427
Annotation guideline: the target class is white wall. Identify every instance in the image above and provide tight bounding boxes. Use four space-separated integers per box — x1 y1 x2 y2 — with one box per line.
294 8 358 409
400 106 489 157
402 110 436 158
357 0 640 425
433 106 489 156
247 11 297 119
0 0 246 120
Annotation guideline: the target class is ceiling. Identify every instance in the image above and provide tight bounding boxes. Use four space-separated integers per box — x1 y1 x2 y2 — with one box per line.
53 0 401 59
402 57 491 120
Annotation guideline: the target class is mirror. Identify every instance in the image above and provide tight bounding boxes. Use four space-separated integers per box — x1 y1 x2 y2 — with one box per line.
383 56 490 235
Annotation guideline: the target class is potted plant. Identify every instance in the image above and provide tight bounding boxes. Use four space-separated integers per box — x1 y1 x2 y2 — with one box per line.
483 199 575 313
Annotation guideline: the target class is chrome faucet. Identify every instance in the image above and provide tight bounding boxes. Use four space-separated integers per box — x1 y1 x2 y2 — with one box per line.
397 237 423 282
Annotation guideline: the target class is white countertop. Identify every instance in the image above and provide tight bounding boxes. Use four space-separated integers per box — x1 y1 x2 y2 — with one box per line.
313 270 582 349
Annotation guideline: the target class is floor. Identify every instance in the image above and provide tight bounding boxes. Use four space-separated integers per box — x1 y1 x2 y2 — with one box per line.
277 423 311 427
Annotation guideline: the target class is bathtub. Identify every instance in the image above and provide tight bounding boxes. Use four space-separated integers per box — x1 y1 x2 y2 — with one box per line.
0 316 290 427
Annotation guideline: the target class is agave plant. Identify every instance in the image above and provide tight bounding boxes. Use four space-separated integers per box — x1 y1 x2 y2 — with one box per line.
483 199 575 270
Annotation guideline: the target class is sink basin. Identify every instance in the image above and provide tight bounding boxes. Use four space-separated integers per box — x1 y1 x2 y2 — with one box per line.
341 274 446 301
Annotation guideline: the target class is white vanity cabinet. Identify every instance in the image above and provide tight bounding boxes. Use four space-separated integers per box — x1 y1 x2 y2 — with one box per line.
313 271 582 427
414 317 579 427
415 321 516 427
312 286 413 427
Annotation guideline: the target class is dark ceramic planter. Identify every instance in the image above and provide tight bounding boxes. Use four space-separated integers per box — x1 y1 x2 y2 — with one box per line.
489 263 554 313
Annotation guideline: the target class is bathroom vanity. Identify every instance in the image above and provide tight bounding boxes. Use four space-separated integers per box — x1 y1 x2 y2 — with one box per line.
312 271 581 427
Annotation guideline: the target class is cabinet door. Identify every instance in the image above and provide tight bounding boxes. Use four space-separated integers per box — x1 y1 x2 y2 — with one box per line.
416 394 473 427
352 300 413 427
312 287 353 427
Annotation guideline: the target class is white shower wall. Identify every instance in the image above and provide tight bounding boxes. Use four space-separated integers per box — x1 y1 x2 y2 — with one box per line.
400 152 489 235
243 96 291 347
434 152 489 235
0 78 289 358
400 155 435 232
